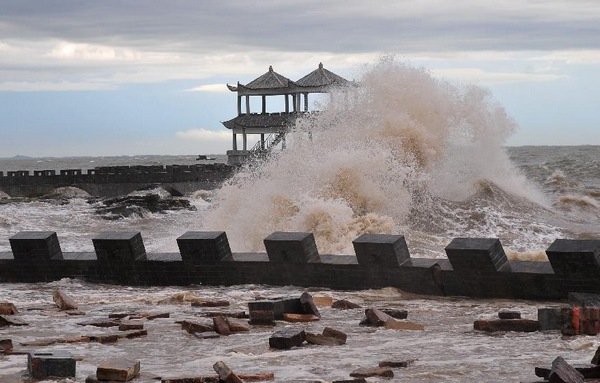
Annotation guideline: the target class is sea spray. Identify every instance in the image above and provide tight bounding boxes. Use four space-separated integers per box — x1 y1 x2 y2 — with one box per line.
202 59 557 255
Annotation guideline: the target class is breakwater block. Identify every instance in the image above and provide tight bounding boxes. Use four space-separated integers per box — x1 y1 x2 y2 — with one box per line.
28 350 76 379
352 234 410 267
444 238 510 272
248 298 303 320
9 231 63 262
177 231 233 263
538 306 566 331
264 232 320 263
93 232 147 263
546 239 600 277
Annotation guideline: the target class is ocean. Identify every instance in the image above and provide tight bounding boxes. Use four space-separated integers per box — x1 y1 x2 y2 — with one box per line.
1 61 599 382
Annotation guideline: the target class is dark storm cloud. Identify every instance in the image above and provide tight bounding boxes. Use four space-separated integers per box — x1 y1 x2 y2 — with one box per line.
1 0 599 54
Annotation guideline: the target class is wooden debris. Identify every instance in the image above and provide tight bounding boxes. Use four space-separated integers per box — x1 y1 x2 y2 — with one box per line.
118 329 148 339
52 289 78 310
146 312 170 320
379 359 417 368
191 300 230 307
536 364 600 379
305 332 345 346
381 309 408 319
498 309 521 319
323 327 347 344
193 332 220 340
300 292 320 317
548 356 584 383
269 329 306 350
213 361 243 383
363 308 392 326
181 320 214 334
109 313 132 319
160 377 220 383
213 316 231 336
349 367 394 378
200 311 248 319
89 334 119 343
65 310 86 316
238 372 275 381
226 318 250 332
248 310 276 326
78 318 120 327
282 313 320 323
312 296 334 307
96 358 141 382
0 315 28 327
119 320 144 331
332 379 366 383
385 319 425 331
473 319 538 332
0 302 19 315
332 299 361 310
0 338 13 352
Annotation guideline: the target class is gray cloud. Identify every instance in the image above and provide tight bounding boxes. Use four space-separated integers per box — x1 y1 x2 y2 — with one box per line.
1 0 599 53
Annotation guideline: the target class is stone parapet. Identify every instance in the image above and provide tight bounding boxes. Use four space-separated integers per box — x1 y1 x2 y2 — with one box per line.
0 232 599 300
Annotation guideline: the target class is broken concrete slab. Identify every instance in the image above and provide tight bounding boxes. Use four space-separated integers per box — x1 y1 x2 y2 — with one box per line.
96 358 141 382
52 289 78 311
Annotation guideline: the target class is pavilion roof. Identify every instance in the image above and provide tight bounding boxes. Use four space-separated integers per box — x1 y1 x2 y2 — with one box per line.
222 113 296 129
295 63 351 88
242 66 296 90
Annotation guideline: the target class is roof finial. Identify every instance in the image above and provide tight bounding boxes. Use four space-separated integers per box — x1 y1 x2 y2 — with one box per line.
319 62 323 69
269 65 273 72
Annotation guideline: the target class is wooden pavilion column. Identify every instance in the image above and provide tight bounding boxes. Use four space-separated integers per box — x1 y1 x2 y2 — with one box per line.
285 95 289 113
304 93 309 112
242 128 247 150
246 95 250 115
232 133 237 151
262 95 266 114
237 95 242 115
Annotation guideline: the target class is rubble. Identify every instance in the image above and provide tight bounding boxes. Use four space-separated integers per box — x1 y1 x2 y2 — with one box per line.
191 300 230 307
0 302 19 315
212 316 231 336
349 367 393 378
498 309 521 319
180 320 214 334
96 358 141 381
473 319 538 332
213 361 243 383
0 315 28 327
269 329 306 350
332 299 361 310
52 289 78 310
118 320 144 331
282 313 320 322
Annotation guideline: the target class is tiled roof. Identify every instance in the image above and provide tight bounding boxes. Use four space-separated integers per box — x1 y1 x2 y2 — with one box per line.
222 113 296 129
243 66 296 90
295 63 351 88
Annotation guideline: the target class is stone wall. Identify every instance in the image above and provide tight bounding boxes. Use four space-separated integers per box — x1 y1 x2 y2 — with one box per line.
0 164 235 197
2 230 599 300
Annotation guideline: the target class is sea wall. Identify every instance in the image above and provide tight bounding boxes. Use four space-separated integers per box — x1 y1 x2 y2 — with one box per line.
1 231 599 300
0 164 235 197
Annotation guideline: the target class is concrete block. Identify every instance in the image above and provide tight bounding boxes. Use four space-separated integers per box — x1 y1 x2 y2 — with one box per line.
264 231 320 263
547 239 600 277
248 298 302 320
353 234 410 267
93 232 147 262
269 328 306 349
9 231 63 262
445 238 510 273
28 350 76 379
538 306 566 331
177 231 233 263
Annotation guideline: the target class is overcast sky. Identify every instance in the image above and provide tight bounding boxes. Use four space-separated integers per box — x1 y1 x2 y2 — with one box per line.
0 1 599 157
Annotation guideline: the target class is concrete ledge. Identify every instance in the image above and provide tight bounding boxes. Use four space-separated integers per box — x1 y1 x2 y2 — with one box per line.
93 232 147 262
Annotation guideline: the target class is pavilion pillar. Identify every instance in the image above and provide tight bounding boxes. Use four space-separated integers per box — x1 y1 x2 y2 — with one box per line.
242 129 247 150
237 95 242 115
285 95 289 113
292 94 297 112
304 93 309 112
295 93 300 112
261 134 265 150
232 133 237 151
246 95 250 115
262 95 266 114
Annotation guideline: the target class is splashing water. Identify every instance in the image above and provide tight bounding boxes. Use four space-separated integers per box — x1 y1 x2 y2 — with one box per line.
202 59 559 255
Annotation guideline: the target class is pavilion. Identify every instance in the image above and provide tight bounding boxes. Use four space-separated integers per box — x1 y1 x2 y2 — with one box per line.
222 63 352 165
